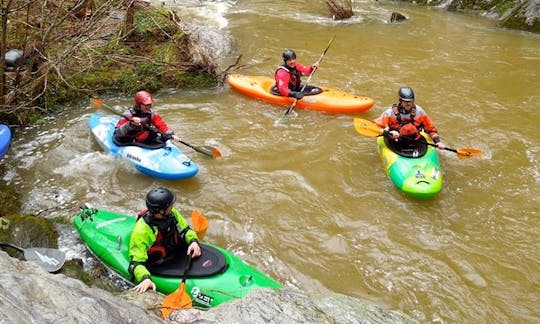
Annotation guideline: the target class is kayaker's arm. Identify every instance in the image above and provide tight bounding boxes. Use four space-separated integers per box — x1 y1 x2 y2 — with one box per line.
172 207 201 258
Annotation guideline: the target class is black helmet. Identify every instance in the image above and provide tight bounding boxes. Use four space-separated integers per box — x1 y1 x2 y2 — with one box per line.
145 187 176 213
398 86 415 101
283 49 296 61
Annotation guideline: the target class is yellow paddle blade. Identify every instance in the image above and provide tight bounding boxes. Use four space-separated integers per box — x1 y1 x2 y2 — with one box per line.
161 282 192 319
456 148 483 158
191 210 208 241
353 118 383 137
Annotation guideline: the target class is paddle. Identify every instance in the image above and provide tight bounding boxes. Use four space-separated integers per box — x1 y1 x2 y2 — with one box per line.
0 242 66 273
90 97 222 158
191 210 208 241
160 253 193 318
278 35 336 123
353 118 483 158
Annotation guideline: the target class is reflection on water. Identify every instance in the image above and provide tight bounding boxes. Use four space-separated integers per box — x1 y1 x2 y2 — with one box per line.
2 1 539 322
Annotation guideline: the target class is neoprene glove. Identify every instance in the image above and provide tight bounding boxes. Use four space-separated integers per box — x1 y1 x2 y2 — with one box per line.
289 91 304 100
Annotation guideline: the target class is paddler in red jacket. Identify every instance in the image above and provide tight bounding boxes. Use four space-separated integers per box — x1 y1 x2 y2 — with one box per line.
113 91 181 145
374 86 446 149
274 49 320 100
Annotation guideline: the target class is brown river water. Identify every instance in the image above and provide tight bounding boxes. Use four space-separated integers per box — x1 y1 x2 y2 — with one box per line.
2 1 539 323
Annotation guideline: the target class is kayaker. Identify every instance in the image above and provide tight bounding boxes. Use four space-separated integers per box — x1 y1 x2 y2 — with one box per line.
374 86 446 149
129 187 202 293
274 49 320 100
113 91 181 146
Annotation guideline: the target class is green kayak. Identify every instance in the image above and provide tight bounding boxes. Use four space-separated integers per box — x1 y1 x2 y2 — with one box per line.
376 132 443 199
73 207 282 308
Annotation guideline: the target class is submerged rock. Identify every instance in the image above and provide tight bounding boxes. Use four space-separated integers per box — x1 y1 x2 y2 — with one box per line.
390 12 408 23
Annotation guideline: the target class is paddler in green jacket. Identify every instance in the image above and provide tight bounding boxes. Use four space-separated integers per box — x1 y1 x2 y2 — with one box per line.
129 187 202 293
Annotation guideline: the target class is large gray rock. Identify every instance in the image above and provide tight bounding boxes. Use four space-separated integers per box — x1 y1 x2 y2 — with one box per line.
0 251 162 324
0 250 418 323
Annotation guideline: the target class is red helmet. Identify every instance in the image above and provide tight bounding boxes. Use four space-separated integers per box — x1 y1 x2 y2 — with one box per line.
399 123 420 140
134 91 155 106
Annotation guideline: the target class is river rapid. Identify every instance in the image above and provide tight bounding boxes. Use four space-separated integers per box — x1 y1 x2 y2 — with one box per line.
2 1 539 323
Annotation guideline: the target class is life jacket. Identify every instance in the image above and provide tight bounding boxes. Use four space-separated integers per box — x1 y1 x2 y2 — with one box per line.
392 104 417 127
275 64 302 91
127 106 153 128
137 209 184 261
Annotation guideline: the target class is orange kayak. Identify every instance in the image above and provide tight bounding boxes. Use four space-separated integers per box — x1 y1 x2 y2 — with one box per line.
227 74 375 114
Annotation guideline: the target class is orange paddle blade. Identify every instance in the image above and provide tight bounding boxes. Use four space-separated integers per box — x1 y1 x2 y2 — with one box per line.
212 147 222 158
90 97 103 109
456 148 483 158
191 210 208 241
353 118 383 137
160 282 192 319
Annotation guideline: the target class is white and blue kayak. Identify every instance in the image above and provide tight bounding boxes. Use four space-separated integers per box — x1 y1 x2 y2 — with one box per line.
0 124 11 160
88 113 198 180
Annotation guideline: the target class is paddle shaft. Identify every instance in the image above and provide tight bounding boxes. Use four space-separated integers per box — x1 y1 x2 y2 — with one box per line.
353 118 482 157
182 253 193 283
0 242 23 253
283 35 335 117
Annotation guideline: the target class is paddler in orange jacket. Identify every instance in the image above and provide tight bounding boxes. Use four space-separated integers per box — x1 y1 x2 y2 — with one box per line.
274 49 320 100
374 86 446 149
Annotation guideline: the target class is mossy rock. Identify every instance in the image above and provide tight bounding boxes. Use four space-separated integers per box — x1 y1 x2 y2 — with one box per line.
0 214 58 249
0 181 21 217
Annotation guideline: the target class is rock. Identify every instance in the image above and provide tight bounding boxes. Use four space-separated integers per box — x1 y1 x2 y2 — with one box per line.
390 12 408 23
4 49 23 71
0 251 162 323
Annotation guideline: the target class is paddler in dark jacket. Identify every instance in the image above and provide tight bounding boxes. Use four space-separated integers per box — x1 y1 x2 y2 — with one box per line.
114 91 181 145
274 49 319 100
129 187 201 293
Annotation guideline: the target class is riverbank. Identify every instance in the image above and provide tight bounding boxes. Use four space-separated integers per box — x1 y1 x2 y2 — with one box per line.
0 1 222 126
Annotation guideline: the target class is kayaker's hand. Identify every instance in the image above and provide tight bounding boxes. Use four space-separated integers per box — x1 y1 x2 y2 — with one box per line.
187 241 201 258
435 142 446 150
133 278 155 293
289 91 304 100
131 117 141 126
311 62 319 71
171 134 181 142
389 130 400 140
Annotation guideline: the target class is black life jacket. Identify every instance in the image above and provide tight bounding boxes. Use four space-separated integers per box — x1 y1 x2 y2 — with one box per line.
137 209 182 261
127 106 153 127
392 104 417 127
275 64 302 91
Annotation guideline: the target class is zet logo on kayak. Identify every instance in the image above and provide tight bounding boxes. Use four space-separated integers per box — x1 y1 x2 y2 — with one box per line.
190 286 213 307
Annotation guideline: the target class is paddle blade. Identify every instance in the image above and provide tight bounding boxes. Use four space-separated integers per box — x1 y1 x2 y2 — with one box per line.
353 118 383 137
191 210 208 241
212 147 221 159
161 282 192 318
456 148 483 158
90 97 103 109
23 247 66 273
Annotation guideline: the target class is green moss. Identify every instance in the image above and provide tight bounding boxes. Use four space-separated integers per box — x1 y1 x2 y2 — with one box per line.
134 9 179 41
0 214 58 248
0 182 21 217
